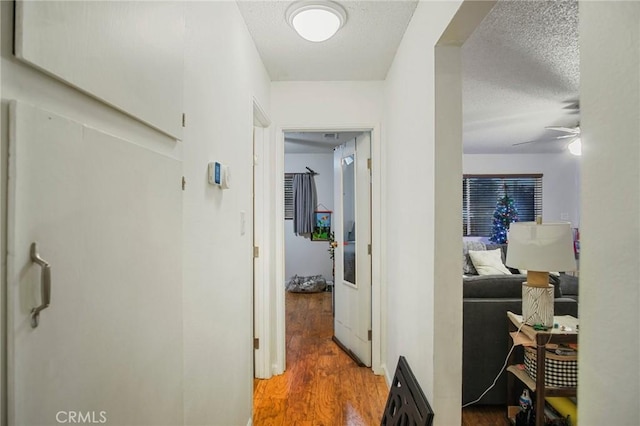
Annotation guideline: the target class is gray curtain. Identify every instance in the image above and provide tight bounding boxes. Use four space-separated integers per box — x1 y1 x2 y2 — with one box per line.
292 174 317 235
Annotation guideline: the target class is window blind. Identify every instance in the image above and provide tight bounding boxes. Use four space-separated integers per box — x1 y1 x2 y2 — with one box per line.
284 173 294 220
463 174 542 237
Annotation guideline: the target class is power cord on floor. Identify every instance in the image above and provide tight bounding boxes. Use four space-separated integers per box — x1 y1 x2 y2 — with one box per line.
462 313 533 408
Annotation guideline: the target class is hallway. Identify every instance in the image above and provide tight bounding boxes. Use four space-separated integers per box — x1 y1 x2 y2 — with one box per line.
253 291 388 425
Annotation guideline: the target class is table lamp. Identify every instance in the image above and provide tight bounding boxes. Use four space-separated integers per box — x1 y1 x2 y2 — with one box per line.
506 219 577 327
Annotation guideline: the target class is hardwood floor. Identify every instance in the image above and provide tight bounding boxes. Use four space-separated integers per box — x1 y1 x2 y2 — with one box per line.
253 290 510 425
462 405 509 426
253 291 388 425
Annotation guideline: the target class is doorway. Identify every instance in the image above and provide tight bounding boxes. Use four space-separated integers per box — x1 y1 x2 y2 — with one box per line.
282 131 352 290
275 128 381 375
283 131 371 366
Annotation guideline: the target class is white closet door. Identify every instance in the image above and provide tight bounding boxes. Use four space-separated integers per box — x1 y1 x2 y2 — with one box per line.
7 101 183 425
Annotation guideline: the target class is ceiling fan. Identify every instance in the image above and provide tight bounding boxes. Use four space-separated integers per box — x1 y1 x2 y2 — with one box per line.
513 124 582 155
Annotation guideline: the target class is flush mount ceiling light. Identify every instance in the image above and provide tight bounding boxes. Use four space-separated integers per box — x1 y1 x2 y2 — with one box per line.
286 0 347 42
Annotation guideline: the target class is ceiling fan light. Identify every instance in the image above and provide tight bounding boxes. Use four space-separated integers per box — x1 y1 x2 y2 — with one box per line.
568 138 582 156
286 1 347 42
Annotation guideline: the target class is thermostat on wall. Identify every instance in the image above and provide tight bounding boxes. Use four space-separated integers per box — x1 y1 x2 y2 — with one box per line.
208 162 231 189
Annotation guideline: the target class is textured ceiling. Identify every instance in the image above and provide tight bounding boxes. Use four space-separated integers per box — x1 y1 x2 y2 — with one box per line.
239 0 579 154
237 0 418 81
462 0 579 153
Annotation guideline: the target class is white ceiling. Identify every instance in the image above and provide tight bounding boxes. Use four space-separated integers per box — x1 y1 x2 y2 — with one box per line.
285 131 363 153
238 0 579 154
237 0 418 81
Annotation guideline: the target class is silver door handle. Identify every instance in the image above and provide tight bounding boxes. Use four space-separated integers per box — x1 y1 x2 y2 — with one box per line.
30 242 51 328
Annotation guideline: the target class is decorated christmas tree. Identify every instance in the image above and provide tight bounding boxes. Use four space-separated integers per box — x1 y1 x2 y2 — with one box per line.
489 186 519 244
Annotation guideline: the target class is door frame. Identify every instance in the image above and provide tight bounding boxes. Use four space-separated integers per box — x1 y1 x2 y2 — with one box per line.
252 98 271 379
272 123 384 376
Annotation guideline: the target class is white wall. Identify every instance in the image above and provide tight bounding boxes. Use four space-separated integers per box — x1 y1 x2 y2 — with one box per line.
383 2 464 425
271 81 384 128
2 2 270 425
285 153 334 281
464 153 581 227
181 3 270 425
579 2 640 424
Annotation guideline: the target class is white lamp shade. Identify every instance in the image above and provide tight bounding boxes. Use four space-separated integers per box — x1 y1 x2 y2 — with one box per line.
506 222 576 272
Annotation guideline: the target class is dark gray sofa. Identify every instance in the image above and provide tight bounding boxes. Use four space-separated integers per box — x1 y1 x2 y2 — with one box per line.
558 272 579 302
462 249 579 405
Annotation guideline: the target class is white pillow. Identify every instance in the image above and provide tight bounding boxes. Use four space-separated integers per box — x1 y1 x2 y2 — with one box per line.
468 249 512 275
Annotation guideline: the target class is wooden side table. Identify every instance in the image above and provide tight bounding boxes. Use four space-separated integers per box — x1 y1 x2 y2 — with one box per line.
506 311 578 426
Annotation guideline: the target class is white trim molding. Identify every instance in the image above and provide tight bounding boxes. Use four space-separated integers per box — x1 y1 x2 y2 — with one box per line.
253 98 272 380
253 97 271 128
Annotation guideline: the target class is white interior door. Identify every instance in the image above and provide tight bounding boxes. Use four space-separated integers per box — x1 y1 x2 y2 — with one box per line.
7 101 183 425
333 133 372 366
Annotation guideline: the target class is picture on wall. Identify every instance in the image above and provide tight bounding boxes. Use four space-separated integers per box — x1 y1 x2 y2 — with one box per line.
311 211 332 241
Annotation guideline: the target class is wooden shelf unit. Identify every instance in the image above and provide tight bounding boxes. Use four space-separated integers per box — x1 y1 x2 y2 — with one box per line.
506 311 578 426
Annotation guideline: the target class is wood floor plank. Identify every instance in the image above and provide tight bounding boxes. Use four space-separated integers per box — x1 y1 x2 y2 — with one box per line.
312 374 343 425
461 405 510 426
253 398 286 426
253 292 386 425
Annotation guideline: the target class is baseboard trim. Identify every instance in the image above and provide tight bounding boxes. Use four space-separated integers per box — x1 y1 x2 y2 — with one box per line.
271 363 283 376
382 363 393 388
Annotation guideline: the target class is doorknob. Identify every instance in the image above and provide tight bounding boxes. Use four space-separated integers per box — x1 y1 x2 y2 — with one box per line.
30 242 51 328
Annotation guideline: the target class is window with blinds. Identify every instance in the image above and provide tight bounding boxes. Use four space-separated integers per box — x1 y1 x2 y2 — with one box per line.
463 174 542 237
284 174 294 220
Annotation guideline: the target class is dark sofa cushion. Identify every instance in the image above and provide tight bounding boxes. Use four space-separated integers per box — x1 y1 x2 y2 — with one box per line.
558 273 579 295
463 274 563 298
